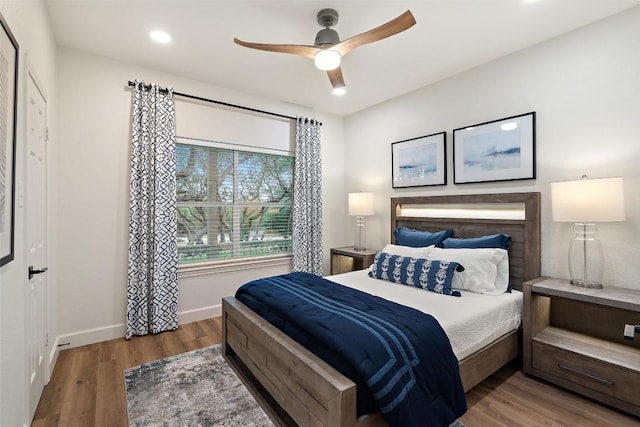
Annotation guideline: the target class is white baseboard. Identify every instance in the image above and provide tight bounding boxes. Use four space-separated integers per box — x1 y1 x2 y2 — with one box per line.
47 335 61 382
52 304 222 350
56 323 126 350
178 304 222 324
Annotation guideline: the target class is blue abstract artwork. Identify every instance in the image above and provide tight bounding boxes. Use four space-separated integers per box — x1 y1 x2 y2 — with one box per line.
463 128 522 173
453 112 535 184
397 142 437 181
392 132 446 188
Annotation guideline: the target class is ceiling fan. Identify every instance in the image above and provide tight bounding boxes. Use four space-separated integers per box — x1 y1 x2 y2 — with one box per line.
234 9 416 95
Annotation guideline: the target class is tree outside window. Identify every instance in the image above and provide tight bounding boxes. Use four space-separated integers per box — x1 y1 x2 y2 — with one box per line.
176 143 293 264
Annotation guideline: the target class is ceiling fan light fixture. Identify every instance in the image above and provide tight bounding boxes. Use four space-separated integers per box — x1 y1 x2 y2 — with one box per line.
149 30 171 44
332 86 346 96
314 49 341 70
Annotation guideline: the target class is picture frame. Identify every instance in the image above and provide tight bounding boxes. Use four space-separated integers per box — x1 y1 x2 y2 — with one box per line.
453 112 536 184
0 13 18 268
392 131 446 188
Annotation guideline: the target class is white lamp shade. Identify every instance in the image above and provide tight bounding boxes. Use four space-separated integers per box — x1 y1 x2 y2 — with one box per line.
551 177 625 223
314 49 341 70
348 192 374 216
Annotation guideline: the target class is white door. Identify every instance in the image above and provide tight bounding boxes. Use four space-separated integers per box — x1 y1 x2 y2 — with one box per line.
26 66 48 421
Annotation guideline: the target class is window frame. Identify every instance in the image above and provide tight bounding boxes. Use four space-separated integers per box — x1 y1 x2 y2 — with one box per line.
178 253 293 278
175 137 294 271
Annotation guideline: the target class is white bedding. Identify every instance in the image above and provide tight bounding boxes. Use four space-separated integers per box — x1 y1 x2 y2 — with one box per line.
326 270 522 361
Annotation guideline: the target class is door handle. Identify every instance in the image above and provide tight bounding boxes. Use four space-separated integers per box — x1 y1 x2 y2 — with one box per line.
28 266 48 280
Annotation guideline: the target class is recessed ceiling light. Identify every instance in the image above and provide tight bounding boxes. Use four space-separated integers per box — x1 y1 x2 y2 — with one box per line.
150 30 171 44
501 122 518 131
332 87 346 96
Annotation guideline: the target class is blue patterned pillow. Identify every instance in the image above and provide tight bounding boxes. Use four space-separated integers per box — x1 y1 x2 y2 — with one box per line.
442 233 511 250
368 252 463 296
394 227 453 248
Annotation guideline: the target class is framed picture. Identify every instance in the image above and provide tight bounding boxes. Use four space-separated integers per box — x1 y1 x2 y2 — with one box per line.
453 112 536 184
0 13 18 268
392 131 446 188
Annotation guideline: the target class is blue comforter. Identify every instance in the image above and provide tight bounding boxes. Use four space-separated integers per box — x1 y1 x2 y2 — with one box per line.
235 272 467 427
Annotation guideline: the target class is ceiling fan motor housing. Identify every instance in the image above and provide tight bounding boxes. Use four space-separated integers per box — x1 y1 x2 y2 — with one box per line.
315 8 340 46
317 8 339 28
315 28 340 46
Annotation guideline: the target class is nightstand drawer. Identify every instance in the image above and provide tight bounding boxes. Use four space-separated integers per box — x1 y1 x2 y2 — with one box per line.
532 341 640 406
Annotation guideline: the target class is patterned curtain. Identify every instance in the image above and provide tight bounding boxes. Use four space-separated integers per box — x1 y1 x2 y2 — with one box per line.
126 80 178 339
293 117 323 275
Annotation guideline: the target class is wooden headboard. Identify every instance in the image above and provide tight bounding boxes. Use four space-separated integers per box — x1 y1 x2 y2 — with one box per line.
391 192 541 291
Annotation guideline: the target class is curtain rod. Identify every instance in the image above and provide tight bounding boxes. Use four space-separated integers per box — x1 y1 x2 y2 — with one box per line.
127 80 321 125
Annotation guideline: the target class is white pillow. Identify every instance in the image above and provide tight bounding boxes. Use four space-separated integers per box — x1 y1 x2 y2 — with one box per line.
495 251 510 291
428 247 509 295
381 244 434 258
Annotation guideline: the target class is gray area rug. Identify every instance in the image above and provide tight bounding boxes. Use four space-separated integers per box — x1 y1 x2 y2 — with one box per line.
124 344 274 426
125 343 467 427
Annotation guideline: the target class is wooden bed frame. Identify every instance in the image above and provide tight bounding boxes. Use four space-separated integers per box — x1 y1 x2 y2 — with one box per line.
223 192 541 427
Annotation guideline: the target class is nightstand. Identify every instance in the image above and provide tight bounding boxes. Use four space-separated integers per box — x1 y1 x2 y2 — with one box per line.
523 277 640 417
330 247 378 275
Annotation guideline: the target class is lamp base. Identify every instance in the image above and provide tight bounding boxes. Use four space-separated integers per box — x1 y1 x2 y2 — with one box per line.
568 223 604 290
569 279 603 289
354 216 366 251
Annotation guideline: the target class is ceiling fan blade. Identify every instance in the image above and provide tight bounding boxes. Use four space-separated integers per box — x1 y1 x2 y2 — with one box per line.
333 10 416 57
234 38 321 59
327 67 346 90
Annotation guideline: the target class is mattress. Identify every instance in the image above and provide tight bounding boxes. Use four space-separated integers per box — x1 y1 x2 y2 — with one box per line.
326 269 522 361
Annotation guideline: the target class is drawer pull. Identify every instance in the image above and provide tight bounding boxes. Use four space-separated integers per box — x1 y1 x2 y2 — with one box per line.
557 364 614 386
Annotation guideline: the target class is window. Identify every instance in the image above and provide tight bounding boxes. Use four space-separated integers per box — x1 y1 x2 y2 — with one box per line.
176 142 293 265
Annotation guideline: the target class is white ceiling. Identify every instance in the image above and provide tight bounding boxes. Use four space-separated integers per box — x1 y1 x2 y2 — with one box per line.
44 1 639 116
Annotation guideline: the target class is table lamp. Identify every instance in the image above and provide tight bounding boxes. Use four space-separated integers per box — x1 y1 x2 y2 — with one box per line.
348 192 374 251
551 176 625 288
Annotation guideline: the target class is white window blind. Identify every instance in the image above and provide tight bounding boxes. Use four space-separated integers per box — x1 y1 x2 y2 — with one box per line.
176 143 293 264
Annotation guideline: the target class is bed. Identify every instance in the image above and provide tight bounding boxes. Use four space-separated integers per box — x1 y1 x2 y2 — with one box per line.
222 192 541 427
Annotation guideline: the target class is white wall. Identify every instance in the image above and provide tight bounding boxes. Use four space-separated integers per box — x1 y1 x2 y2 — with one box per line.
0 1 57 425
53 47 346 347
343 7 640 290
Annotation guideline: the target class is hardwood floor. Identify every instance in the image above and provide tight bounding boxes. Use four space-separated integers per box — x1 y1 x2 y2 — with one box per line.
33 318 639 427
32 318 223 427
460 362 640 427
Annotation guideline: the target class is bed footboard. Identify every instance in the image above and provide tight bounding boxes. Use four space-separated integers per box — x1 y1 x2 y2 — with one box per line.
222 297 357 427
458 330 519 391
